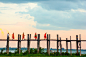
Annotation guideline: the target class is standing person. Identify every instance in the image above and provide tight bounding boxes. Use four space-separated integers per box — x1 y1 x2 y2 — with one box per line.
44 32 47 40
34 33 37 40
6 33 9 48
12 33 14 40
22 32 25 40
7 33 9 40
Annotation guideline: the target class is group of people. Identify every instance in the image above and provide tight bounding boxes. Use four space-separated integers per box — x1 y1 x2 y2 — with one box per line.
7 32 47 40
7 32 25 40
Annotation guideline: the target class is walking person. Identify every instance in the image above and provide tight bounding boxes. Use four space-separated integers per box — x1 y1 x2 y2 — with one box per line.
6 33 9 49
22 32 25 40
34 33 37 40
7 33 9 40
44 32 47 40
12 33 14 40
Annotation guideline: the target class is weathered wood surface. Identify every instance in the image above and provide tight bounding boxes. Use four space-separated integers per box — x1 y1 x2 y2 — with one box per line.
66 38 68 53
6 36 9 54
70 36 72 55
76 35 78 55
27 34 31 54
47 34 48 54
17 34 20 51
60 37 62 55
19 35 21 54
57 34 58 52
79 34 81 56
0 39 86 41
48 34 50 55
37 34 40 53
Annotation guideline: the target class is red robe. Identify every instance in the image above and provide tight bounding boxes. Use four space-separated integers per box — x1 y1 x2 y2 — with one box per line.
44 33 47 39
34 33 37 39
22 33 25 39
12 33 14 39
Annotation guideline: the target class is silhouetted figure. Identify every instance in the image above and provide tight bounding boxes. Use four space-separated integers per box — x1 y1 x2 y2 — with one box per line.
7 33 9 41
6 33 9 51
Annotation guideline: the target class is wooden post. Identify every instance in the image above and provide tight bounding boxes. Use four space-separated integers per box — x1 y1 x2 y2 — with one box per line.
48 34 50 55
60 37 62 55
79 34 81 56
37 34 40 53
27 34 29 54
66 38 68 53
70 36 72 55
57 34 59 53
6 35 9 54
18 34 20 51
47 34 48 54
61 44 62 54
19 35 21 54
76 35 78 54
27 34 31 54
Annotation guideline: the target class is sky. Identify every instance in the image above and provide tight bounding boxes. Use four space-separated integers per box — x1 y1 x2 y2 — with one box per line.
0 0 86 49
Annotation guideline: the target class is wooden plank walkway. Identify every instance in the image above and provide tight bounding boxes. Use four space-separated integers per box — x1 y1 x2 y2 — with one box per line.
0 39 86 41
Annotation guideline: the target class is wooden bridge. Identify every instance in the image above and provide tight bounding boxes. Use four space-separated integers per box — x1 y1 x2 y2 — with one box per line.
0 34 85 56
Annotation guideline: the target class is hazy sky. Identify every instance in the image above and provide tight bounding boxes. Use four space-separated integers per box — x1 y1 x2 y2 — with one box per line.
0 0 86 49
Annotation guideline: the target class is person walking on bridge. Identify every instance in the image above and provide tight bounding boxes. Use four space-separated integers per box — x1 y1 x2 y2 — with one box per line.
6 33 9 48
7 33 9 40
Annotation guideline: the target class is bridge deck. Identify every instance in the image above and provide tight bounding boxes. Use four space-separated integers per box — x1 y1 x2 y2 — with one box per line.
0 39 86 41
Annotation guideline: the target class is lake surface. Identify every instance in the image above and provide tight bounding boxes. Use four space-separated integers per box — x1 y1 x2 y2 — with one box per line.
0 50 86 54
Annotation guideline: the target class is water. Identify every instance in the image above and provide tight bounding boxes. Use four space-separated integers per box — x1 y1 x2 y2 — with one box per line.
0 50 86 54
43 50 86 54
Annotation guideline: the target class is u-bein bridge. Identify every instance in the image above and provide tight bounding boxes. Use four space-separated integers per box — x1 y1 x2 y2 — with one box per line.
0 34 85 56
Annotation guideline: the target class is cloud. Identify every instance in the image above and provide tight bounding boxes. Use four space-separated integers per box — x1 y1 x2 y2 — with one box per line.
0 0 49 3
0 2 86 30
0 0 86 11
32 23 70 30
37 0 86 11
22 6 86 30
71 9 86 12
0 0 85 3
1 0 85 11
0 2 37 27
0 0 86 12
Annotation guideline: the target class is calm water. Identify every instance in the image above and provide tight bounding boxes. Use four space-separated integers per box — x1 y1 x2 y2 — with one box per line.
0 50 86 54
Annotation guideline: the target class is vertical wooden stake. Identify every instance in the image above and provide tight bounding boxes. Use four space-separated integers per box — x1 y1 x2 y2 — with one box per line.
18 34 20 51
61 44 62 54
57 34 58 53
30 34 31 53
70 36 72 55
48 34 50 55
19 35 21 54
6 35 9 54
66 38 68 53
79 34 81 56
37 34 40 53
47 34 48 54
76 35 78 55
60 37 62 55
27 34 29 54
27 34 31 54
